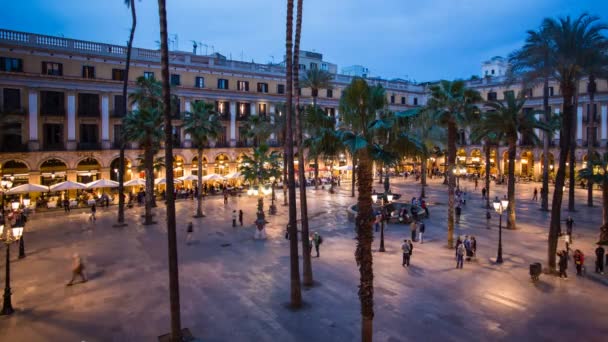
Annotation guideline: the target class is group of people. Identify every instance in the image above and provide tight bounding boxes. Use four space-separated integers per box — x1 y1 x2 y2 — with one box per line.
455 235 477 269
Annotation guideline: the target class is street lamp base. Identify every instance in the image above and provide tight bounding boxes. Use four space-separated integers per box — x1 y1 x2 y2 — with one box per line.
379 247 385 252
269 205 277 215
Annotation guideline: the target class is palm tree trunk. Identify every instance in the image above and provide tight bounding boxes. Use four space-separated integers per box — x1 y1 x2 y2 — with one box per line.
447 122 456 248
195 148 204 217
314 156 319 190
600 176 608 244
117 0 136 226
548 86 574 271
507 140 517 230
587 80 595 207
351 158 356 197
293 0 312 287
420 158 427 198
355 149 374 342
484 141 491 209
568 93 577 212
285 0 302 308
158 1 182 340
283 153 288 206
541 75 550 211
144 146 154 225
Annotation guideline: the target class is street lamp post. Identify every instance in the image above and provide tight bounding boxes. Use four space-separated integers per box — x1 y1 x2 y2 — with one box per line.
373 192 393 253
0 223 23 315
492 196 509 264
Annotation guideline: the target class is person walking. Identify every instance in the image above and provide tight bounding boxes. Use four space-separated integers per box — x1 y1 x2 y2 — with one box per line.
558 250 568 279
533 188 538 201
464 235 473 261
239 209 243 226
232 210 237 227
456 242 466 269
313 232 322 257
401 239 411 267
309 233 314 255
186 222 194 245
481 187 487 200
565 216 574 243
418 220 425 243
410 220 417 242
595 245 605 274
573 249 585 276
223 191 228 205
67 253 87 286
374 211 382 232
471 236 477 259
63 198 70 213
90 204 96 222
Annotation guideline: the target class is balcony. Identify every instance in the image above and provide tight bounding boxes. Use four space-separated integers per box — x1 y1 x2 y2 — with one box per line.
1 107 26 115
42 143 65 151
236 140 254 148
219 113 231 121
77 142 101 150
111 108 126 118
0 143 28 152
214 141 229 148
236 114 250 122
40 107 66 117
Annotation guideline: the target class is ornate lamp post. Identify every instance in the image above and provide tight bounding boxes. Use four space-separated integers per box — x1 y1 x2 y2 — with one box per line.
492 196 509 264
1 179 13 219
373 192 393 252
0 223 23 315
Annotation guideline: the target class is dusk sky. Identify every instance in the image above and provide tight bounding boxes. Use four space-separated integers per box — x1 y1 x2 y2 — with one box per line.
1 0 606 82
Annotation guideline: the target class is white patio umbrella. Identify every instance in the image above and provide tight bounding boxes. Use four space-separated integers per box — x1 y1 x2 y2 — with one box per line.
224 172 242 179
6 183 49 194
124 178 146 187
49 180 87 192
86 179 119 189
154 177 182 185
177 175 198 181
336 165 353 171
202 173 225 181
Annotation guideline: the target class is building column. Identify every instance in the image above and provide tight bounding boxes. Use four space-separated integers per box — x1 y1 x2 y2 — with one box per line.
66 170 78 182
28 171 41 186
183 99 192 148
601 104 607 141
67 93 77 150
576 105 583 142
251 102 256 116
229 101 236 147
101 94 110 149
27 90 39 151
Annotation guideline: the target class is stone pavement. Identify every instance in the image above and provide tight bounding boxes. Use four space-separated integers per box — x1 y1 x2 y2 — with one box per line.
0 177 606 341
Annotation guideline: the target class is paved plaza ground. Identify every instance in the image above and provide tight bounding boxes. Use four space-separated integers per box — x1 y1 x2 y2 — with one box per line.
0 177 606 341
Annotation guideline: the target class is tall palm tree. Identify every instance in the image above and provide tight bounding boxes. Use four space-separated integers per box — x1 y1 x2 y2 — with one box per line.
157 0 181 340
284 0 302 308
426 80 481 248
544 14 608 270
586 75 597 207
116 0 137 227
301 67 334 186
477 93 544 230
122 107 163 225
183 100 221 218
509 26 553 211
339 78 387 342
291 0 313 287
239 144 282 217
243 115 274 146
304 106 335 189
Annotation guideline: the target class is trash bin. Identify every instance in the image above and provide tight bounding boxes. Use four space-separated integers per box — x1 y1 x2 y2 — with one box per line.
529 262 542 280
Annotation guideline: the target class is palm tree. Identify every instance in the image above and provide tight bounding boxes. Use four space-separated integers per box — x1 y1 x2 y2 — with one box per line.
544 14 608 270
339 78 387 342
243 114 274 147
509 25 553 211
578 157 608 244
116 0 137 227
426 80 481 248
157 1 181 340
122 107 163 225
301 67 334 186
477 92 545 230
304 105 335 189
291 0 313 287
182 100 222 218
284 0 302 308
239 144 282 221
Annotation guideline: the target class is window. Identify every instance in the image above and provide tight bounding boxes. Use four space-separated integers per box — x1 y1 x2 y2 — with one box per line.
258 103 267 117
277 84 285 94
40 91 65 116
218 79 229 89
79 124 99 144
236 102 250 119
113 125 123 146
216 101 229 117
0 57 23 72
310 63 318 70
0 122 22 152
195 77 205 88
144 71 155 80
43 123 64 149
321 63 328 71
78 93 100 117
170 74 181 86
549 87 554 96
172 126 181 146
491 69 495 75
3 88 21 112
325 108 336 117
172 98 181 118
257 83 268 93
524 88 533 98
390 95 395 104
487 92 497 101
113 95 126 117
299 64 306 70
216 126 227 146
413 97 418 106
82 65 95 79
503 90 515 99
237 80 249 91
401 96 406 105
112 68 125 81
326 89 333 98
42 62 63 76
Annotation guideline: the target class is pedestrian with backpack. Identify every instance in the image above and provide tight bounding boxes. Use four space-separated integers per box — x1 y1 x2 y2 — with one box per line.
313 232 322 257
418 220 425 243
